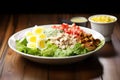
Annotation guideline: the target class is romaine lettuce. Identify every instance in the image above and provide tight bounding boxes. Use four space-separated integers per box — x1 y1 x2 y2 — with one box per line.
16 38 88 57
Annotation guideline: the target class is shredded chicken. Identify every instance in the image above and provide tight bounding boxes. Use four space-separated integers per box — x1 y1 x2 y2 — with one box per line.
49 33 77 49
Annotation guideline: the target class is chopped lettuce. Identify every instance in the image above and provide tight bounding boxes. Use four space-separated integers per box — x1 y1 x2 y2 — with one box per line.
16 38 28 53
41 41 58 57
16 38 41 56
16 38 88 57
72 43 88 55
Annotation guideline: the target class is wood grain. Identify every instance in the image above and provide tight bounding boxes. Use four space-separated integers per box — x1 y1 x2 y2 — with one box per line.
0 14 120 80
0 15 11 58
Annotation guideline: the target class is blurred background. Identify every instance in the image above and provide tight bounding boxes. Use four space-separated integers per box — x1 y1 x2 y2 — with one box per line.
0 0 119 14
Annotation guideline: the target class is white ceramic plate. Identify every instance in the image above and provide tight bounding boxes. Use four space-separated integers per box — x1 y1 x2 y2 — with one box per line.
8 24 105 64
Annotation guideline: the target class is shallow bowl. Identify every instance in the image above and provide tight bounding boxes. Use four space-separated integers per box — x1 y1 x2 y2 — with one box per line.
8 24 105 64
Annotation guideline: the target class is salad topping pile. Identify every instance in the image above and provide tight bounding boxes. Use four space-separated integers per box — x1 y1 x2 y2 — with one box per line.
16 23 101 57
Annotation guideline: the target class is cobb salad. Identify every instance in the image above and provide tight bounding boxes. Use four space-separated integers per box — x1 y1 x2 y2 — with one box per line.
16 23 101 57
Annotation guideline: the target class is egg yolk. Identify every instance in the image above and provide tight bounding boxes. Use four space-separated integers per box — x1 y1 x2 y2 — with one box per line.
32 26 44 35
39 33 47 39
25 31 33 37
27 35 37 43
37 39 46 49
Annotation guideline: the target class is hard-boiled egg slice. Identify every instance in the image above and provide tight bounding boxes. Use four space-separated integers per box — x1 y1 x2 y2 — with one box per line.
36 39 46 50
38 33 47 39
25 31 33 37
32 25 44 35
27 35 37 43
27 42 36 49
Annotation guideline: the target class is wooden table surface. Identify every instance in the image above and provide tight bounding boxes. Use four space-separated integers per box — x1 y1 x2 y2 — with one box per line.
0 14 120 80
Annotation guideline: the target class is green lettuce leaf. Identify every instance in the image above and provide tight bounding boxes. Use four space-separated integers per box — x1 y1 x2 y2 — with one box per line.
72 43 88 55
41 41 58 57
16 38 88 57
16 38 41 56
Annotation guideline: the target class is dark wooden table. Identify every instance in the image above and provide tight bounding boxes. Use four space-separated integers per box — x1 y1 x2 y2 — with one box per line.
0 14 120 80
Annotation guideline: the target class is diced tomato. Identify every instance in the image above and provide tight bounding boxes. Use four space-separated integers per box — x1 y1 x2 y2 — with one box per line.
62 23 69 29
52 25 56 28
51 23 84 37
64 28 70 34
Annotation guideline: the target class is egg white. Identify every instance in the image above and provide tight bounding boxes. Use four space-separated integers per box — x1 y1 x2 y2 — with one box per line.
26 35 37 43
36 39 46 50
38 33 47 40
32 25 45 35
27 42 36 49
25 31 33 37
